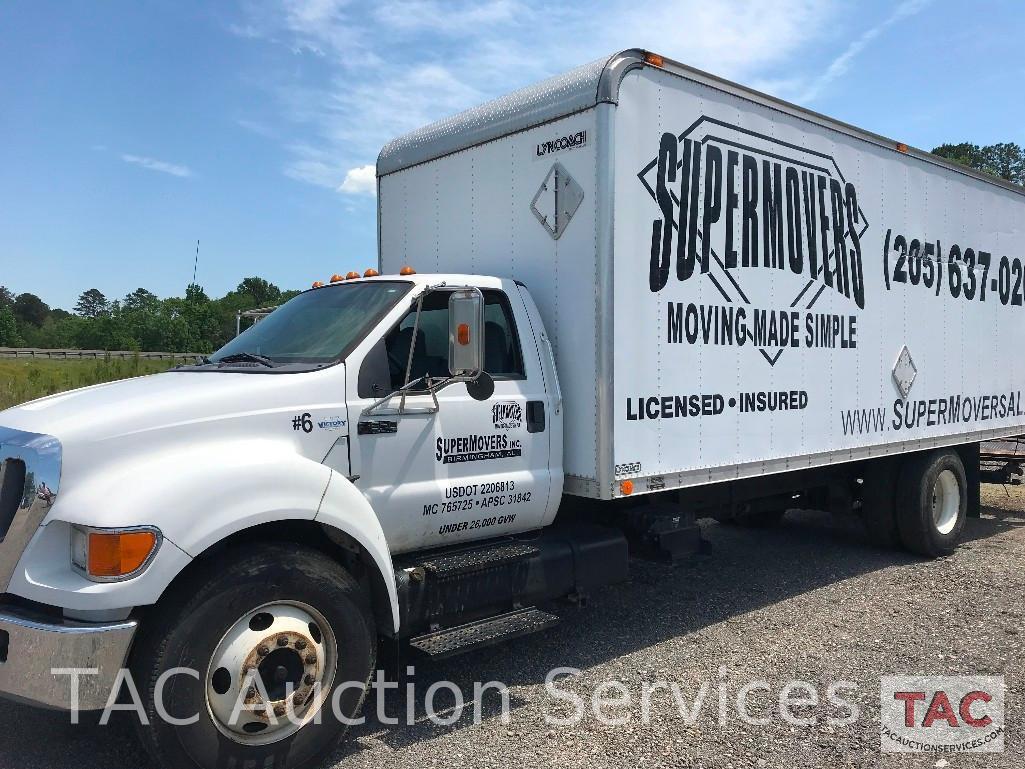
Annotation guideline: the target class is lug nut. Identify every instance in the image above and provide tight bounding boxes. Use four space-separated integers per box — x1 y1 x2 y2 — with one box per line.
274 704 286 717
257 645 270 657
304 674 315 685
294 692 305 705
247 686 258 698
305 653 317 665
276 636 289 647
295 639 308 650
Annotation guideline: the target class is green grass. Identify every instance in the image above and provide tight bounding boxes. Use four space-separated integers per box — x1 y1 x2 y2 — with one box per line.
0 357 177 411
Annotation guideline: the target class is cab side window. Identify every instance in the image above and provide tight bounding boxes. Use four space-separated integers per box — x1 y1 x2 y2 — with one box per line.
482 292 524 379
383 289 525 391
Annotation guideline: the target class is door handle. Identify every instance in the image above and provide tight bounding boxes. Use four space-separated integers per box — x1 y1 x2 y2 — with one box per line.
526 401 546 433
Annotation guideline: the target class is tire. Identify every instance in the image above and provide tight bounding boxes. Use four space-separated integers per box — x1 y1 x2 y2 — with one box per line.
896 450 967 557
130 543 377 769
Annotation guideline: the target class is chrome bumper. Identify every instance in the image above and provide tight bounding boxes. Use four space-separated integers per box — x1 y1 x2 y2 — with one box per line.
0 607 138 711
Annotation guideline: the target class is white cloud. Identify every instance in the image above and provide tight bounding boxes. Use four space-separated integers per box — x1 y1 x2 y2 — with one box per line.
235 0 849 193
373 0 524 34
339 164 376 195
793 0 934 103
120 154 193 178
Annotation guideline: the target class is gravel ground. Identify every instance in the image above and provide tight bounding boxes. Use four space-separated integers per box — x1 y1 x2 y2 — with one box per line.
1 486 1023 768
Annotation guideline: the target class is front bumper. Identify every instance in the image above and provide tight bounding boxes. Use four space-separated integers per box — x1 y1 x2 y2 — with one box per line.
0 606 138 710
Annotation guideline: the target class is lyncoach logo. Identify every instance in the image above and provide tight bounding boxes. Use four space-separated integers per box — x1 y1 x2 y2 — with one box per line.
536 129 587 158
639 117 869 366
880 675 1005 753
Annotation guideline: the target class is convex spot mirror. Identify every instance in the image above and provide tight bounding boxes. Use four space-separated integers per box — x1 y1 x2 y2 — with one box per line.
466 371 494 401
448 289 484 378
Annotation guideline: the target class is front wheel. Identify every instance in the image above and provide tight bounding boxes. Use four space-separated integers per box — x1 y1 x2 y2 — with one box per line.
131 543 376 769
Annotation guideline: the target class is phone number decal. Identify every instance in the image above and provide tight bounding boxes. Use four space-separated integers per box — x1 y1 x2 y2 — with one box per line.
883 229 1024 307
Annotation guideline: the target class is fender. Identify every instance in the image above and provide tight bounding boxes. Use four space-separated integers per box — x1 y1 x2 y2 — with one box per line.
10 439 332 611
316 471 399 634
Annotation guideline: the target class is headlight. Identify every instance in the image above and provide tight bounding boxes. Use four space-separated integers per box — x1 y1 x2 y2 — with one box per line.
71 525 162 582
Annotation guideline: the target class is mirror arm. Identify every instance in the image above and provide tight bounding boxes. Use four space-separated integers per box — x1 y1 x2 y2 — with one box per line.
399 290 426 415
361 282 492 418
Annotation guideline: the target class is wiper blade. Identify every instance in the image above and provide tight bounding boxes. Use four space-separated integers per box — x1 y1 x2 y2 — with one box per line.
215 352 277 367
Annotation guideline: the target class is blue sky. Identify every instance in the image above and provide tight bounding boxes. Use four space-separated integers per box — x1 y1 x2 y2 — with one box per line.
2 0 1023 309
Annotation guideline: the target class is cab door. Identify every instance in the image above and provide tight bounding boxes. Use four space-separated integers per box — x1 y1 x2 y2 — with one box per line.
347 286 553 553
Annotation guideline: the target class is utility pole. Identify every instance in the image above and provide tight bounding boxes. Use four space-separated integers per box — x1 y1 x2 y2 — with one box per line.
192 240 199 287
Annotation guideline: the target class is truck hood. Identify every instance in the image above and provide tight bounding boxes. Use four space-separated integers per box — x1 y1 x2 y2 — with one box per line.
0 369 345 444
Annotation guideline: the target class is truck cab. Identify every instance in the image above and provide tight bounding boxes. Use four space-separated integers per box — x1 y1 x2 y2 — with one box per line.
0 270 616 769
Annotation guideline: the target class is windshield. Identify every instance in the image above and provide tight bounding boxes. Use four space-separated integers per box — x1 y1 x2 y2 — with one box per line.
210 281 411 367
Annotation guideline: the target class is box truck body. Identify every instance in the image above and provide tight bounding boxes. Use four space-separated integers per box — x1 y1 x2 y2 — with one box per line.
379 49 1025 500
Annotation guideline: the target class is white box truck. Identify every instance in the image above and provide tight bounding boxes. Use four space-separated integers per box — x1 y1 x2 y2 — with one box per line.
1 49 1024 769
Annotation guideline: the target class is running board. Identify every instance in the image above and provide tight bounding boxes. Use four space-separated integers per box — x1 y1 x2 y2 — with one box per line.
418 542 539 580
409 607 560 659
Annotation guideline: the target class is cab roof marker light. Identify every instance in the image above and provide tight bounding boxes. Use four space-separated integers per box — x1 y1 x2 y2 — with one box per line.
345 271 361 280
364 268 380 278
399 265 416 276
330 274 345 283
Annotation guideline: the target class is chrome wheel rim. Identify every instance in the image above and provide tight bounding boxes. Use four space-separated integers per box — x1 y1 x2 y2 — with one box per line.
205 601 337 745
931 469 960 535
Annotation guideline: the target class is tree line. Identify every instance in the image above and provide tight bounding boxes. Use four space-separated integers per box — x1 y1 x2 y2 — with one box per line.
0 278 300 354
931 141 1025 186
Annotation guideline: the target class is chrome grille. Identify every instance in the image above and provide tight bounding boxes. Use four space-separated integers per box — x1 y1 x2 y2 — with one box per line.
0 428 61 592
0 459 27 541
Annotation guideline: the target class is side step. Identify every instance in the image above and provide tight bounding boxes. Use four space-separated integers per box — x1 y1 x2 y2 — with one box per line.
418 542 539 580
409 607 560 659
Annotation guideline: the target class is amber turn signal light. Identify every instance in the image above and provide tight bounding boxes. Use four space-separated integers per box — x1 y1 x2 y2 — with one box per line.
72 527 160 580
619 479 634 496
645 52 664 67
457 323 471 346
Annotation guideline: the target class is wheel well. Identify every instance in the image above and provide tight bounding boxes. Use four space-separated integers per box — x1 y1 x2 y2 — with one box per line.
150 520 395 636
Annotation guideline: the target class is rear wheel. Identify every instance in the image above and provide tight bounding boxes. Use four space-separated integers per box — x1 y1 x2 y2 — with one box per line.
131 543 376 769
897 450 967 557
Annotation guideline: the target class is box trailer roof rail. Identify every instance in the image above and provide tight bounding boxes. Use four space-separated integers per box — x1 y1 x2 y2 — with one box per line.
378 48 1025 198
377 49 646 176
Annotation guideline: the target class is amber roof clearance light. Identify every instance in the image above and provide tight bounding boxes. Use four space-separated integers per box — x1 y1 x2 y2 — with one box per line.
399 265 417 276
311 281 324 288
330 274 345 283
364 268 380 278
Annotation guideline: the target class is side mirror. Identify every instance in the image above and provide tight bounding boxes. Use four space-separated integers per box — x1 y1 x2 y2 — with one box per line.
466 371 495 401
448 289 484 377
